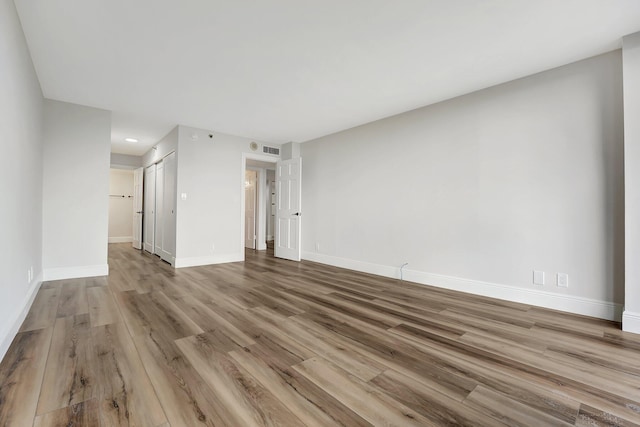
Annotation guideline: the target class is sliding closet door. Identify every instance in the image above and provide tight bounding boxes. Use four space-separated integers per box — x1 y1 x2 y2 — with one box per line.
143 164 156 253
154 160 164 255
160 151 176 264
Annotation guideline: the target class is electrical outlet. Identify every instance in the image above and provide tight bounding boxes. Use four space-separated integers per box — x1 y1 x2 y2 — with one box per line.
533 270 545 285
557 273 569 287
315 242 320 252
211 243 215 252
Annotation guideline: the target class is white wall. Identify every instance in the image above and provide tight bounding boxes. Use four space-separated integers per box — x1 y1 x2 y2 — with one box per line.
143 126 178 167
174 126 279 267
281 141 301 160
108 169 134 243
111 152 142 169
0 0 44 361
42 100 111 280
301 51 624 320
623 32 640 333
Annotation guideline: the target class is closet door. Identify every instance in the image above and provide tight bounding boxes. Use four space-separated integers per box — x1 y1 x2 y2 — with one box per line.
132 168 144 250
160 151 176 264
154 160 164 255
143 164 156 253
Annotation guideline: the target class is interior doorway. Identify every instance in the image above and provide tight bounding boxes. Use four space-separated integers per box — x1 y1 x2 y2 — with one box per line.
243 155 277 256
244 169 257 249
108 168 135 244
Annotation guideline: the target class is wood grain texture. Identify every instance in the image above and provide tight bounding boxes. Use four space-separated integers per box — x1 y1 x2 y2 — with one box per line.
56 281 89 318
293 356 434 426
92 322 167 426
0 328 53 426
87 285 121 327
20 287 60 332
116 290 203 340
463 385 573 426
176 333 305 427
2 243 639 426
371 369 506 426
34 398 100 427
37 314 97 415
132 330 233 426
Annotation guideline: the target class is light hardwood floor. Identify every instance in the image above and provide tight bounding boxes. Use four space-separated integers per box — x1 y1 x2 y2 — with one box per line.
1 243 640 426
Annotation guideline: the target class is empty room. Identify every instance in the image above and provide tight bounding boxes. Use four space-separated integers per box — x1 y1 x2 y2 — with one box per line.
2 0 640 425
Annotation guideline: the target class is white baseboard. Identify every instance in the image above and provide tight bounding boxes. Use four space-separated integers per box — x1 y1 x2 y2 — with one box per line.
0 273 42 362
43 264 109 281
302 251 622 322
623 311 640 334
108 236 133 243
302 251 400 278
174 253 243 268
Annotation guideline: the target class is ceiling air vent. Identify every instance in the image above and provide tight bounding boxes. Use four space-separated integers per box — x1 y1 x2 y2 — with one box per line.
263 146 280 155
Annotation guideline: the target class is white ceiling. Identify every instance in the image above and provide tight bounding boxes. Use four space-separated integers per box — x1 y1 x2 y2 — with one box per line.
14 0 640 156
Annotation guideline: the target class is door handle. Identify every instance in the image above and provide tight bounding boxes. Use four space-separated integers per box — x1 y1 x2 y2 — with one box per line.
293 212 301 216
136 211 144 214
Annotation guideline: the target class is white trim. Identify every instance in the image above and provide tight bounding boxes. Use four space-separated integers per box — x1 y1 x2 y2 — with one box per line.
303 251 399 278
623 311 640 334
0 273 43 362
108 236 133 243
43 264 109 281
174 253 243 268
302 251 622 321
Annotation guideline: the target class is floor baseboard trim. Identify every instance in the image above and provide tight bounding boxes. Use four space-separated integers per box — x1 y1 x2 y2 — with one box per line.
175 253 243 268
43 264 109 281
623 311 640 334
108 236 133 243
0 273 42 362
302 251 622 321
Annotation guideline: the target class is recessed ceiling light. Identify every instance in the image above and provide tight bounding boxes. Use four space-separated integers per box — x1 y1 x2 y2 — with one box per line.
124 137 138 143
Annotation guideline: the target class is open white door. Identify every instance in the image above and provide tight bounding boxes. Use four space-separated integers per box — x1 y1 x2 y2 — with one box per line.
275 158 301 261
132 167 143 249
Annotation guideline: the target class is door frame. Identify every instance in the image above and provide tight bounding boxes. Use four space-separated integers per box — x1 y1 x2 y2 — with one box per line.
244 169 258 250
132 167 144 249
241 153 278 260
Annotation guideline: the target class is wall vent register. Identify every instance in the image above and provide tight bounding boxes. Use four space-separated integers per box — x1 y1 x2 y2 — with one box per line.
263 146 280 155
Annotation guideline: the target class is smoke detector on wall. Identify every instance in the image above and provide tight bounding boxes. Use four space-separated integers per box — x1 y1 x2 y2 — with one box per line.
249 142 258 151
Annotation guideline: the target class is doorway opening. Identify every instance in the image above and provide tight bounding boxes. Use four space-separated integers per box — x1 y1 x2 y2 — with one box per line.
108 168 135 244
242 155 277 258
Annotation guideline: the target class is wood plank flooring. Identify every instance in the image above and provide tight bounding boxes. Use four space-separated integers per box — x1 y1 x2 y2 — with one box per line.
1 243 639 426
